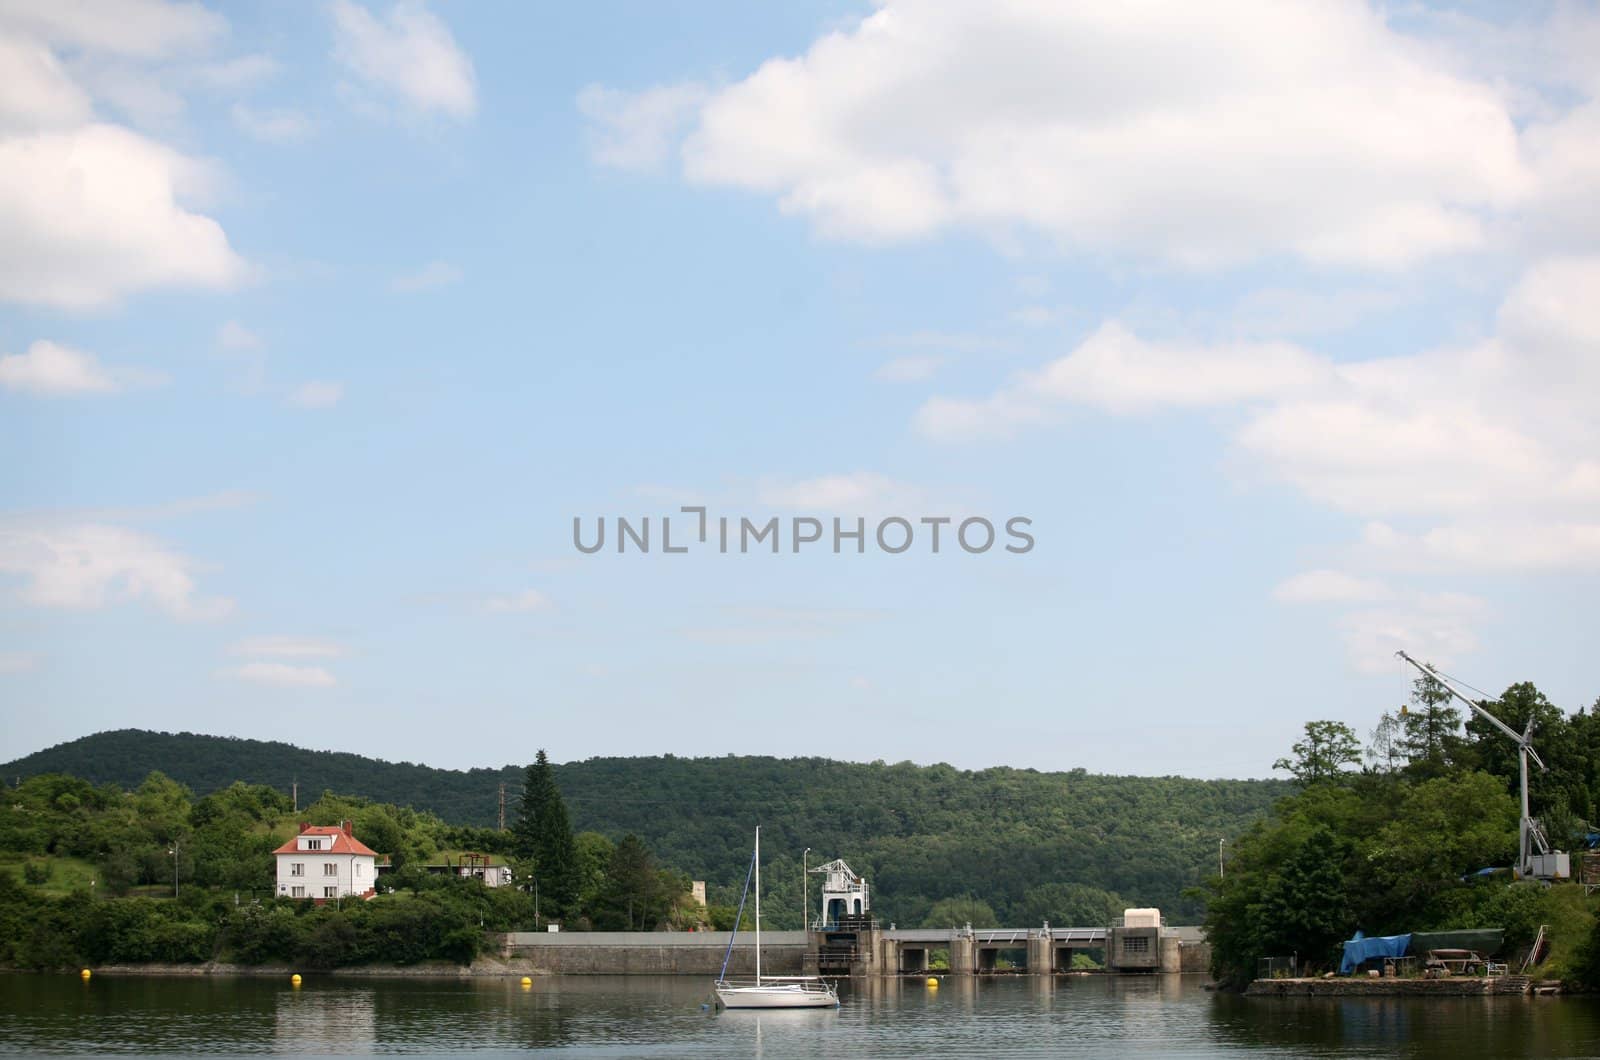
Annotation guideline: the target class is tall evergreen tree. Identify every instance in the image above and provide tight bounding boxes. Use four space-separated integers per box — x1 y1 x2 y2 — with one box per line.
1399 670 1462 775
513 750 579 915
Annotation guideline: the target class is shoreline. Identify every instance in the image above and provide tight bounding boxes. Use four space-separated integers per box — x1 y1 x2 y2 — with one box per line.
39 957 551 979
1245 976 1562 997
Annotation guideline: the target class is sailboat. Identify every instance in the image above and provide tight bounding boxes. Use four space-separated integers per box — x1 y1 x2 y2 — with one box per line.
714 826 839 1009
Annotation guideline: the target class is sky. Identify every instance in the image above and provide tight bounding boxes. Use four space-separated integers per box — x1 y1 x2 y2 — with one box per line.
1 0 1597 779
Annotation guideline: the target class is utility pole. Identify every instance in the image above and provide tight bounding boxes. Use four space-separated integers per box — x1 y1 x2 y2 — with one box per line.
498 783 506 831
292 778 298 813
1218 838 1225 878
168 840 180 898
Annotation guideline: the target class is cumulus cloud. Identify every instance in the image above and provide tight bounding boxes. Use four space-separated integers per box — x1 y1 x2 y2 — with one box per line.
757 471 926 514
924 260 1600 569
1336 594 1490 675
874 354 945 382
391 260 462 292
0 3 252 310
229 635 345 658
331 0 476 120
223 661 337 688
1272 570 1393 604
231 103 312 143
578 82 707 171
916 322 1332 438
0 340 118 395
0 121 245 310
585 1 1532 268
287 381 343 409
0 0 224 60
0 521 232 620
484 589 550 614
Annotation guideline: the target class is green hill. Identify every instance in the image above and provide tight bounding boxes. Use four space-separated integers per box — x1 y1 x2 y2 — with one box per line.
3 729 1290 923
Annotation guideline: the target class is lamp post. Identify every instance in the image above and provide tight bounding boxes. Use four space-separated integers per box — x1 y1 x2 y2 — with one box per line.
802 848 810 932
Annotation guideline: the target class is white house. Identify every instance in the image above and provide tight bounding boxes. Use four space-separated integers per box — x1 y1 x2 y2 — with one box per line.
273 821 378 901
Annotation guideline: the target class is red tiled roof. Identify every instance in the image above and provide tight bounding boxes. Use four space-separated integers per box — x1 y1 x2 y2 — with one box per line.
272 826 379 858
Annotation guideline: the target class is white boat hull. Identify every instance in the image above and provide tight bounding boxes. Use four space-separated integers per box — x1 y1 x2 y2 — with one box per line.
715 983 838 1009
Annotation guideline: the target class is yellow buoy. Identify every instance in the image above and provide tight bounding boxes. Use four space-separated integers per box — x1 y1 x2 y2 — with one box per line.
80 969 92 980
290 974 302 986
926 977 939 987
520 977 533 988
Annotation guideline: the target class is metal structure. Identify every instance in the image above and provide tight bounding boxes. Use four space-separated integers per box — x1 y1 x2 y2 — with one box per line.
1395 651 1565 880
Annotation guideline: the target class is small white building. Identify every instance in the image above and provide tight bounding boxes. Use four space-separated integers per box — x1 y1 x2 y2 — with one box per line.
273 821 378 901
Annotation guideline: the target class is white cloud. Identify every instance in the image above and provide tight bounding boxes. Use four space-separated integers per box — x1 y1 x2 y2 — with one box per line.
0 650 38 674
331 0 476 120
391 260 462 292
223 662 337 688
1337 594 1489 675
194 53 279 90
1272 569 1392 604
0 0 224 59
874 354 945 382
230 635 345 658
231 103 312 143
484 589 550 613
0 31 92 131
922 258 1600 580
592 1 1531 268
578 82 707 171
287 381 342 409
0 123 246 309
0 521 232 620
917 321 1331 438
757 471 925 513
216 320 262 350
0 340 117 395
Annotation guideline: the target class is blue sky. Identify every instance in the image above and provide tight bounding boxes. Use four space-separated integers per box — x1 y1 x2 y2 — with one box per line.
2 1 1597 778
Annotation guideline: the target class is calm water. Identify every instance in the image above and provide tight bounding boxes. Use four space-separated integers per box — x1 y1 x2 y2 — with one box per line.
1 973 1597 1058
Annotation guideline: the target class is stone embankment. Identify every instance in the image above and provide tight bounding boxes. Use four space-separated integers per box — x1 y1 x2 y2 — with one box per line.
1246 975 1533 997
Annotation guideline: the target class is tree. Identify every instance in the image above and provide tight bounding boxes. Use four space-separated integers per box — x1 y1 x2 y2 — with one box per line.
1398 670 1463 775
594 834 664 930
1367 711 1403 772
1273 721 1362 786
922 896 998 929
513 751 579 915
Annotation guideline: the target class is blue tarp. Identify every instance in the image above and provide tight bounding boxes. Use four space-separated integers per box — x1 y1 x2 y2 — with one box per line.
1340 931 1411 974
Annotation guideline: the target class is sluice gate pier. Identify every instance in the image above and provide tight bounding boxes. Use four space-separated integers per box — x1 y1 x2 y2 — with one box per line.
811 915 1208 977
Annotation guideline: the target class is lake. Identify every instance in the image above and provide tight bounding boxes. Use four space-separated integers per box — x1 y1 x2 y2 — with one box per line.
1 973 1597 1058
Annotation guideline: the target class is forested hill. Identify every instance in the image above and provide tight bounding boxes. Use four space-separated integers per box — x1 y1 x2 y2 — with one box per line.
4 729 1291 922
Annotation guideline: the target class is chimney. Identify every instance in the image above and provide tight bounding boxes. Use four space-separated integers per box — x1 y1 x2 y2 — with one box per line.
342 820 354 837
298 822 311 834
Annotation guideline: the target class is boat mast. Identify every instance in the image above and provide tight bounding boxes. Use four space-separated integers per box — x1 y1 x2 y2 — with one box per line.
754 825 762 983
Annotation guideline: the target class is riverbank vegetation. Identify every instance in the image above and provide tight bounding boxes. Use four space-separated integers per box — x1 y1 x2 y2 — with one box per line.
1203 674 1600 990
5 731 1292 925
0 758 698 970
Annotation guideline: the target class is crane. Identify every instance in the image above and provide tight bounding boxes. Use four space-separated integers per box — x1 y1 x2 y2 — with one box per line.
1394 651 1565 880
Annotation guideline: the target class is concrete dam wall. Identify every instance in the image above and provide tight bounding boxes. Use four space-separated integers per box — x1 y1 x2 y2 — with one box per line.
496 931 808 976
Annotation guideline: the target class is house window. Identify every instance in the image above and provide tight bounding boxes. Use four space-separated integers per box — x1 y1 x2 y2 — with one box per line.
1124 936 1150 954
324 886 338 898
292 886 305 898
355 863 362 876
291 863 304 876
324 863 338 876
305 839 322 850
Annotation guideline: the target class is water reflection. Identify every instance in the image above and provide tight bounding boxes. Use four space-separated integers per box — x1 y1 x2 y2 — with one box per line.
1 972 1596 1057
